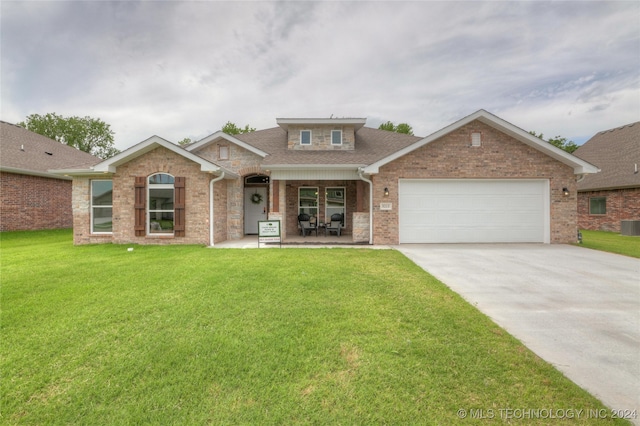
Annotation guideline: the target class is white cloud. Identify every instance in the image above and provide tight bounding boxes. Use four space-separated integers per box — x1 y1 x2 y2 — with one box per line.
1 1 638 150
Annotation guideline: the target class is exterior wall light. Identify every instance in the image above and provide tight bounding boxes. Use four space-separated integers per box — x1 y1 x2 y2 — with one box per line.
384 187 389 197
562 187 569 196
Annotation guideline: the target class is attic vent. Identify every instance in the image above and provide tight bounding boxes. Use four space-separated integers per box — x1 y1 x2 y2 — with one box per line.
45 151 53 155
219 145 229 160
471 132 482 147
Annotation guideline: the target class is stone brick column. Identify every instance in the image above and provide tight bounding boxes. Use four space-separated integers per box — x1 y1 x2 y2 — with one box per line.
352 212 370 243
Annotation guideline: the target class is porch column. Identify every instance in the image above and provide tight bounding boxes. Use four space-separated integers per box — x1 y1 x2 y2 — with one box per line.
356 180 364 212
271 180 279 212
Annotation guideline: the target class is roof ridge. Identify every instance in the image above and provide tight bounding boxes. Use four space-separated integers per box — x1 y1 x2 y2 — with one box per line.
0 120 24 129
598 121 639 135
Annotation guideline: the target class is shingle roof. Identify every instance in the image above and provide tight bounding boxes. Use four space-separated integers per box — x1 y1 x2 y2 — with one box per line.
573 121 640 191
233 126 422 166
0 121 101 177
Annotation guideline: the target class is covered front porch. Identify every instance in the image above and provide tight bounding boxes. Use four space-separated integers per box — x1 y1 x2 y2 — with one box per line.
264 175 372 245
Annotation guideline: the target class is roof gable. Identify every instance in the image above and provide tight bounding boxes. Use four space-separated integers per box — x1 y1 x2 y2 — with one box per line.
186 131 268 158
88 136 237 178
574 121 640 190
94 135 235 176
362 110 599 175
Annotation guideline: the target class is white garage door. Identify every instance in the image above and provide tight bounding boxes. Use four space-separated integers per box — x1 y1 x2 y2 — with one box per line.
399 179 549 243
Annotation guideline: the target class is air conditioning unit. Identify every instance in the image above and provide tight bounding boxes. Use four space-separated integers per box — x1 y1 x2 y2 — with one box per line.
621 220 640 236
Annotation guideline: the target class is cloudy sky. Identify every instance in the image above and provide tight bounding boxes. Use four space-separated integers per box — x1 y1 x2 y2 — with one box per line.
2 1 639 151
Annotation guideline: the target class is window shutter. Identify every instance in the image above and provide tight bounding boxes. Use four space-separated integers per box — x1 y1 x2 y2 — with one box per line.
174 177 186 237
134 177 146 236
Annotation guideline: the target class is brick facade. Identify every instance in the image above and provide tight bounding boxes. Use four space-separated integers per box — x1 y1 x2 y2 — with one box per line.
0 172 73 231
372 121 578 245
66 116 587 246
352 212 370 243
286 125 357 151
72 147 228 245
192 141 265 240
578 188 640 232
284 180 360 236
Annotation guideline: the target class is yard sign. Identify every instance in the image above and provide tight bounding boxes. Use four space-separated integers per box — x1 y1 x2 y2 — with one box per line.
258 220 281 248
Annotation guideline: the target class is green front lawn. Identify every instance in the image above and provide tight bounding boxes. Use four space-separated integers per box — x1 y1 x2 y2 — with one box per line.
1 230 627 424
579 229 640 258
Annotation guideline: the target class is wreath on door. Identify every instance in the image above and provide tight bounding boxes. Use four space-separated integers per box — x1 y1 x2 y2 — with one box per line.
251 192 263 204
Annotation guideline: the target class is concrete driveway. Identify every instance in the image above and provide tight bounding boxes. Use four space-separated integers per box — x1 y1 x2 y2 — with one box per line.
396 244 640 417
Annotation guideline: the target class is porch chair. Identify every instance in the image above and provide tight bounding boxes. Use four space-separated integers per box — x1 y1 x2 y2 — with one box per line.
298 213 317 237
325 213 342 237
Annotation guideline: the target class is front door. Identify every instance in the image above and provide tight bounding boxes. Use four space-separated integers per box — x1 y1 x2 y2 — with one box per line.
244 187 267 234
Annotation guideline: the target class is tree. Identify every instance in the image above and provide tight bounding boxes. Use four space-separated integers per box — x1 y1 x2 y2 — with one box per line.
395 123 414 135
19 113 119 159
178 137 192 146
529 131 579 154
378 121 396 132
221 121 256 135
378 121 414 135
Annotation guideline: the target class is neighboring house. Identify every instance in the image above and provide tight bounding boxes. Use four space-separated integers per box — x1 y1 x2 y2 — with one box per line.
51 110 598 246
573 121 640 232
0 121 101 232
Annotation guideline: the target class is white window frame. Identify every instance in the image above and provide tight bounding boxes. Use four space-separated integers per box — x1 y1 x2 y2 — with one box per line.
331 130 342 145
298 187 318 218
325 186 345 227
148 173 175 235
91 179 113 234
300 130 312 145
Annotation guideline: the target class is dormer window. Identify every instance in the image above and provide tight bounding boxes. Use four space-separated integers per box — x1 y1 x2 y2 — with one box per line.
331 130 342 145
277 117 365 151
300 130 312 145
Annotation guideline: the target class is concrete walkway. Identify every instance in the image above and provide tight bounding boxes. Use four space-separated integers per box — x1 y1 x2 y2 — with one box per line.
211 235 386 249
396 244 640 419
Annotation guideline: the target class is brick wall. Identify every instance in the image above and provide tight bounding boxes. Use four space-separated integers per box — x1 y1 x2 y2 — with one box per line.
578 188 640 232
352 212 370 242
193 142 265 240
1 171 72 231
72 146 228 245
372 120 578 245
284 180 358 236
286 125 356 150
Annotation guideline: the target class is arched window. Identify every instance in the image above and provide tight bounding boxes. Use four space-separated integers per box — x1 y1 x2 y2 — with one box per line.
244 174 269 184
148 173 174 234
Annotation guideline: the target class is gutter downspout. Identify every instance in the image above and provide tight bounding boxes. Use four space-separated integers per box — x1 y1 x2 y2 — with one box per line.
209 172 225 247
358 168 373 245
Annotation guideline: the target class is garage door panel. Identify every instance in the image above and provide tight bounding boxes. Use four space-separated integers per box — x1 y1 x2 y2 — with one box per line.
511 195 542 208
399 179 548 243
485 197 510 209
